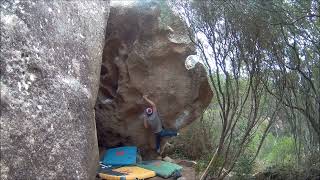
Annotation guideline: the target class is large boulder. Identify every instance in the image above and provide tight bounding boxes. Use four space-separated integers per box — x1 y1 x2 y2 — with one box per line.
95 3 213 158
0 1 109 179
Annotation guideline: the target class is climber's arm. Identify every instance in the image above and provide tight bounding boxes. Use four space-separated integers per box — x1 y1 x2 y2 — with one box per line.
143 116 149 129
143 95 157 112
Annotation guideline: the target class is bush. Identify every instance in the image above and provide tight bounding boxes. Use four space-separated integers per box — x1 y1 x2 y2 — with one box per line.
166 108 219 160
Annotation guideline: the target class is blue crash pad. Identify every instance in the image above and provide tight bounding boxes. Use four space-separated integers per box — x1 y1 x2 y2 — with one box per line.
101 146 137 166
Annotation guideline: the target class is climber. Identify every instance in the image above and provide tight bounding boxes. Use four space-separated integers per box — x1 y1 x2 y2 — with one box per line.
143 95 179 154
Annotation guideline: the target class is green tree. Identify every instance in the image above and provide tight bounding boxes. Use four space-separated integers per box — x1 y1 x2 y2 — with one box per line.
170 0 319 179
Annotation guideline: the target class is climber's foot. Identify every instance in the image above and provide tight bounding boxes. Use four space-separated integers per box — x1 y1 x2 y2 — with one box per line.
156 156 162 160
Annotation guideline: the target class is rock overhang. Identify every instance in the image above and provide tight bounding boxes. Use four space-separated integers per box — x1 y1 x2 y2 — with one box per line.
95 2 213 158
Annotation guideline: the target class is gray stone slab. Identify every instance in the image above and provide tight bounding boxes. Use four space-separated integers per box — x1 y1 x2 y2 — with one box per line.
1 1 109 179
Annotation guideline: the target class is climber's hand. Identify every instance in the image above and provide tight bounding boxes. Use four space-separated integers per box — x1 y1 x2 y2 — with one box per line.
143 95 148 99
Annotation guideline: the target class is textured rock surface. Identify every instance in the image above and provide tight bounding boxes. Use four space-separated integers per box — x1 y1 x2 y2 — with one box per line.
95 3 213 158
0 1 109 179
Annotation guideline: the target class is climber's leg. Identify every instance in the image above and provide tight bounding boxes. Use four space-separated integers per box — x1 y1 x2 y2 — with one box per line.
155 133 161 153
158 129 178 138
155 130 178 153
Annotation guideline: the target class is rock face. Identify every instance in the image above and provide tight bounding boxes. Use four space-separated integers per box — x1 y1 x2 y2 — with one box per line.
0 1 109 179
95 3 213 158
